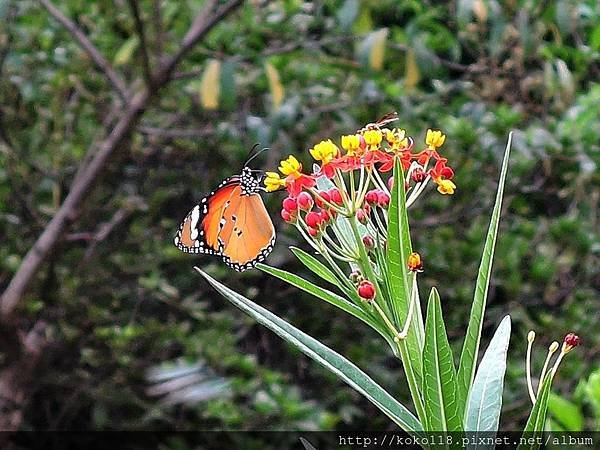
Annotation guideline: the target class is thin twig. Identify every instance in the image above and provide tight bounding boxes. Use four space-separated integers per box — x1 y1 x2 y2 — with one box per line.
127 0 153 87
152 0 165 61
38 0 129 102
137 125 215 138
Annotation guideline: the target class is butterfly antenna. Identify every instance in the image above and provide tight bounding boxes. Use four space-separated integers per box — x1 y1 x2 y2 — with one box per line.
244 145 269 168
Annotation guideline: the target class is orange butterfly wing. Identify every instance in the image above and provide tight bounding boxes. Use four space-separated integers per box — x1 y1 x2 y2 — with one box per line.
173 181 240 255
219 193 275 271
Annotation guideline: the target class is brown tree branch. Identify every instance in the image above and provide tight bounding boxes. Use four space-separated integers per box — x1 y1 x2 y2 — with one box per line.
1 0 244 320
38 0 129 102
127 0 153 87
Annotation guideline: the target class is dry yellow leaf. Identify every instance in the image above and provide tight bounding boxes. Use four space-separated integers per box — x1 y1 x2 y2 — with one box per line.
369 28 389 71
265 62 284 110
405 49 420 89
200 59 221 110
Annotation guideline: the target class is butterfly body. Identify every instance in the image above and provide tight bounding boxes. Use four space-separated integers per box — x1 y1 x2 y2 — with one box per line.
174 167 275 271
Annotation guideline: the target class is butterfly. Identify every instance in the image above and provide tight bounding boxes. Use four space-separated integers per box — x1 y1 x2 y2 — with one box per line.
173 147 275 271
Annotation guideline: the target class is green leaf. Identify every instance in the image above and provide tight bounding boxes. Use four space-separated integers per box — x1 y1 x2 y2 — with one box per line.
422 288 463 434
517 373 552 450
457 133 512 420
387 158 424 363
548 393 583 431
290 247 340 286
299 437 317 450
465 316 511 444
219 60 237 111
113 36 140 66
256 263 391 345
195 267 423 434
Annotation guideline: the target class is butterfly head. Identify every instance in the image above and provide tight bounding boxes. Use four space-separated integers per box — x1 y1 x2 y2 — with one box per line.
240 166 263 195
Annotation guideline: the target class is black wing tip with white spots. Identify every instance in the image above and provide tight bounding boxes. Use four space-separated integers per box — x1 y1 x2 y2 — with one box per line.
222 235 276 272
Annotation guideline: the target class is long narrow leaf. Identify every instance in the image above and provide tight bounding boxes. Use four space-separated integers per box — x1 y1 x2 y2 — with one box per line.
422 288 463 434
423 288 463 432
466 316 511 449
195 267 424 434
290 247 344 286
517 373 552 450
457 133 513 419
387 158 424 379
258 263 395 349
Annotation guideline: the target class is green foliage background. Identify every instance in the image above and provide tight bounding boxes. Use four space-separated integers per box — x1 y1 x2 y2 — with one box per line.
0 0 598 435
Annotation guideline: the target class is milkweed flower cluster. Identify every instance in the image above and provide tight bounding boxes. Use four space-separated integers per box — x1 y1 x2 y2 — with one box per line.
264 116 455 349
266 121 455 252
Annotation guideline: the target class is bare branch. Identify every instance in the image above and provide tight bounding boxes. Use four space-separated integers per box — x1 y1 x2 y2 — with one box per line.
138 125 215 138
1 0 244 319
127 0 153 87
38 0 129 102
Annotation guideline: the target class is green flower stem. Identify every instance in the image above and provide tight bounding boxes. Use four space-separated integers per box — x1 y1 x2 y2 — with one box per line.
396 276 417 339
537 343 558 396
355 167 366 209
308 188 345 215
333 172 351 211
372 208 389 239
317 243 362 295
321 236 355 262
526 335 537 405
295 223 323 254
349 167 357 208
371 299 400 337
406 177 431 208
371 167 390 196
348 214 394 321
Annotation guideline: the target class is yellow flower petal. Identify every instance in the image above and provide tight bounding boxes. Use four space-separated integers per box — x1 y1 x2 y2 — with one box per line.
436 179 456 195
278 155 302 176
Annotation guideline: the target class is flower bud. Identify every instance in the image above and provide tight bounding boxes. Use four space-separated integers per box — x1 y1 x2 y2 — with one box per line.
388 176 394 190
356 208 368 225
319 209 332 223
282 196 298 212
411 167 426 183
349 270 362 284
315 190 331 208
281 209 295 222
362 235 375 249
328 188 343 205
297 191 313 210
564 333 581 352
377 191 390 208
305 211 323 229
357 280 376 300
549 341 559 353
365 189 380 205
407 252 424 272
308 227 319 237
